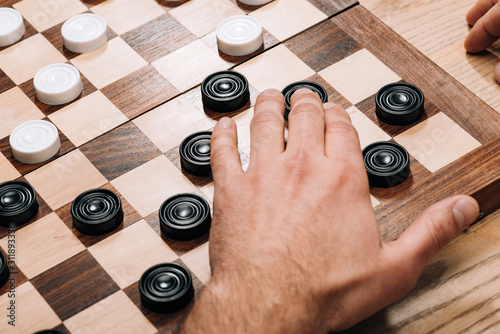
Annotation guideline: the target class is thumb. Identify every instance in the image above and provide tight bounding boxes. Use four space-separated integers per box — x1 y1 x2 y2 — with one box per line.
386 195 479 272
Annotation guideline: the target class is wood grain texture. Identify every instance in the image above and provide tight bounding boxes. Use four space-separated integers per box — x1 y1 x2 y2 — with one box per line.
31 250 119 320
100 65 179 119
332 5 500 143
359 0 500 112
308 0 358 16
79 121 162 181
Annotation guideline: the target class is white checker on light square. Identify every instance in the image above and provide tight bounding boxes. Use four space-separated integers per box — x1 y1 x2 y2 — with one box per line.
111 155 197 217
25 149 107 210
152 39 228 93
169 0 245 38
14 0 87 32
394 112 481 173
91 0 166 35
319 49 401 105
0 87 44 139
49 91 128 146
0 213 85 279
0 34 67 85
88 220 178 289
64 291 156 334
0 282 61 333
134 95 214 153
249 0 327 41
346 106 391 149
235 44 315 92
0 152 20 183
181 242 211 285
71 37 148 89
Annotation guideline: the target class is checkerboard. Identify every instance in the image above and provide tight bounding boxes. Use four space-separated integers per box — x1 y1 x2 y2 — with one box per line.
0 0 498 333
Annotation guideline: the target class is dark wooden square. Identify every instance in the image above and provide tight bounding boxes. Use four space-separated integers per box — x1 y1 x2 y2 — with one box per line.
284 20 362 72
18 70 98 117
100 65 179 119
31 250 120 320
123 258 205 333
307 0 358 16
42 14 117 60
79 121 162 180
0 118 76 176
121 13 197 63
0 69 15 95
55 182 142 248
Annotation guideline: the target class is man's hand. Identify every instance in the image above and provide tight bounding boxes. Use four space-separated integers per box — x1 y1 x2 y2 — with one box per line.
465 0 500 82
181 89 479 333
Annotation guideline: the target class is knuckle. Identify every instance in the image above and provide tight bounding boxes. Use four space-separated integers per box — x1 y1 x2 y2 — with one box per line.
251 112 285 128
325 119 357 137
423 209 453 253
211 143 236 162
290 102 321 118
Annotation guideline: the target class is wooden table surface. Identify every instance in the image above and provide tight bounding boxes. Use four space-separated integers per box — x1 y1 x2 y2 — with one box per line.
346 1 500 333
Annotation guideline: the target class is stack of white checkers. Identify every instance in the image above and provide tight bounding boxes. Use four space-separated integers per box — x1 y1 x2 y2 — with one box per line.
1 9 109 164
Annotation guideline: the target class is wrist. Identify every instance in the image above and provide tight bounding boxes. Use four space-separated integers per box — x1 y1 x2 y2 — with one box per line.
182 267 327 333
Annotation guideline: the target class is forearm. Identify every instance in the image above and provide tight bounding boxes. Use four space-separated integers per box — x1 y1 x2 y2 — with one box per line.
180 272 327 334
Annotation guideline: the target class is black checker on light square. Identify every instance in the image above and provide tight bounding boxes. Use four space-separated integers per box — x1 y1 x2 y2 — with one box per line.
30 250 120 321
284 19 362 73
121 13 197 63
100 65 180 120
80 121 162 181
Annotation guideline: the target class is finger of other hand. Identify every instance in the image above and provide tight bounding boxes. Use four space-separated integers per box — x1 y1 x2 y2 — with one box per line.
211 117 243 186
286 88 326 155
465 1 500 53
249 89 286 164
466 0 499 26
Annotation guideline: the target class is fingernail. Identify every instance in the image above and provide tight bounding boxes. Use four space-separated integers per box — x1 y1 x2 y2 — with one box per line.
217 117 232 129
260 89 282 96
293 88 313 96
453 198 479 230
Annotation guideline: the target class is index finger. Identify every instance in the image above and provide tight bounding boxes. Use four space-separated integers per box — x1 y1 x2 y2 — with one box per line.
466 0 498 26
465 2 500 53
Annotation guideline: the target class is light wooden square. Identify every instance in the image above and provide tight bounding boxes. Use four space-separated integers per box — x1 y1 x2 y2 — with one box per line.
0 34 67 85
346 106 391 149
249 0 327 41
235 44 315 92
88 220 178 289
134 95 214 153
152 39 228 92
233 106 254 157
25 149 107 210
49 91 128 146
14 0 87 32
394 112 481 173
0 153 20 183
169 0 245 38
0 213 85 279
181 242 211 285
111 155 197 217
319 49 401 104
71 37 148 89
64 291 156 334
0 282 61 333
0 87 44 139
91 0 166 35
370 195 380 208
